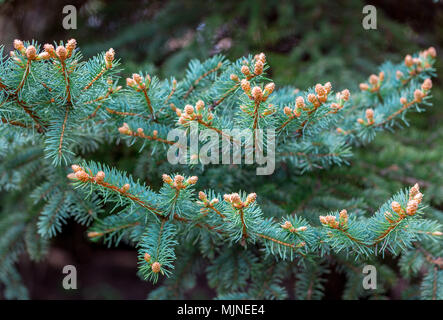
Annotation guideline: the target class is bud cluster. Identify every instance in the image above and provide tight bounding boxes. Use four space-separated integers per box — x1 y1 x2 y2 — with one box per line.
387 184 423 222
223 192 256 209
105 48 115 69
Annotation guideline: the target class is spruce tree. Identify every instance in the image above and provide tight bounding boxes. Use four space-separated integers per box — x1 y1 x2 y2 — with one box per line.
0 38 441 299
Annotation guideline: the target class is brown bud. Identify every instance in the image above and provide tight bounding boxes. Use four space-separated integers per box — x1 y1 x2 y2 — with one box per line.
44 44 55 55
295 96 305 109
38 52 51 60
245 193 257 205
174 175 184 185
195 100 205 112
414 192 423 204
369 74 378 85
283 106 292 117
25 46 37 60
71 164 82 172
241 65 251 76
251 86 263 102
144 252 151 262
87 232 102 238
254 60 264 75
198 191 207 201
67 173 77 180
75 170 89 182
414 89 424 102
406 200 418 216
162 174 173 184
121 183 130 193
421 78 432 91
13 39 25 52
184 105 194 115
264 82 275 96
307 93 316 104
427 47 437 58
105 48 115 68
359 83 369 91
404 54 413 67
56 46 67 61
391 201 402 214
66 39 77 54
324 82 332 94
230 74 239 82
95 171 105 183
186 176 198 185
126 78 136 87
281 221 293 230
340 89 350 101
315 84 326 96
241 79 251 93
365 108 374 124
132 73 142 84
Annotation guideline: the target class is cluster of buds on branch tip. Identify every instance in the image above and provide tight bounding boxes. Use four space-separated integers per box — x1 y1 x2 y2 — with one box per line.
320 209 349 230
281 220 308 233
143 253 162 274
307 82 332 108
223 192 256 209
197 191 220 208
126 72 151 90
241 81 275 103
319 214 339 229
357 108 374 125
118 122 162 142
105 48 115 69
11 39 52 63
330 89 350 112
40 39 77 62
237 52 266 80
68 165 130 193
162 174 198 190
360 71 384 92
67 164 89 182
176 100 213 126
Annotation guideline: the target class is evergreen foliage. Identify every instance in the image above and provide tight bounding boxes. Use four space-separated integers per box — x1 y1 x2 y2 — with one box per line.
0 37 441 300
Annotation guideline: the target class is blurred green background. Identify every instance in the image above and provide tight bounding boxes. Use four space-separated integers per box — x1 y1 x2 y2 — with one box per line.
0 0 442 299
